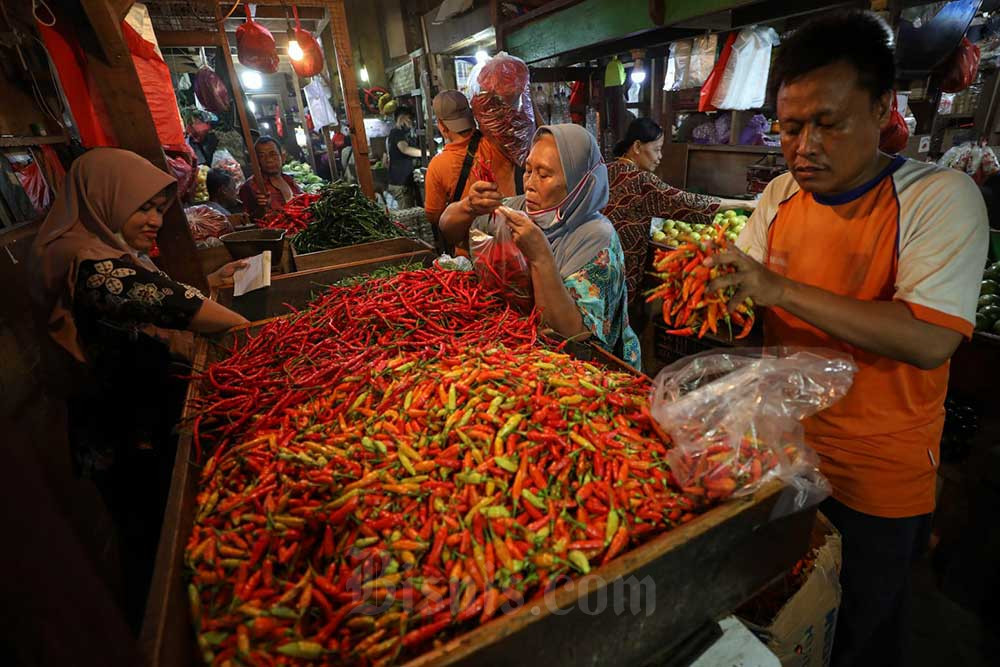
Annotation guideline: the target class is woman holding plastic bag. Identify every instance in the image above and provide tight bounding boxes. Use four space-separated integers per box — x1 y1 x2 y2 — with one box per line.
440 124 640 367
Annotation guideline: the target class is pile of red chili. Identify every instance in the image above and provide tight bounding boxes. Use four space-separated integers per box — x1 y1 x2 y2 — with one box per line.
184 268 757 665
259 192 321 235
646 224 755 339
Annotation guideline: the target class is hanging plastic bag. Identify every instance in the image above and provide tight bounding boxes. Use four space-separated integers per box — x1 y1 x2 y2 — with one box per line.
211 148 246 189
236 5 279 74
470 209 534 312
940 37 981 93
194 66 231 114
184 204 236 244
879 92 910 154
711 26 780 110
472 53 536 166
699 32 737 112
649 348 857 514
686 34 718 88
289 6 324 78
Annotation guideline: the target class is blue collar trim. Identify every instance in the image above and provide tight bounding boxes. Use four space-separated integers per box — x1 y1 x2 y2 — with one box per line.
812 155 906 206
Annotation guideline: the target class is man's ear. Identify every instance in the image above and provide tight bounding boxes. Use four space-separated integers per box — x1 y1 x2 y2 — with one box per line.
876 90 894 127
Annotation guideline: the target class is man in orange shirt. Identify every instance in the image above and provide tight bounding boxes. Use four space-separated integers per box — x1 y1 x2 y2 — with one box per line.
709 12 987 667
424 91 516 251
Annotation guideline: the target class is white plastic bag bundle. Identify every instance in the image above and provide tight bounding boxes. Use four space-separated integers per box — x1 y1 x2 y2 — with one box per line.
711 26 780 110
649 348 857 514
665 35 718 91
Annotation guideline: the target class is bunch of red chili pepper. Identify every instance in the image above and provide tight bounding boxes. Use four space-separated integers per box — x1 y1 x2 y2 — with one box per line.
645 223 754 340
189 268 539 459
259 192 321 235
187 343 726 665
184 267 784 664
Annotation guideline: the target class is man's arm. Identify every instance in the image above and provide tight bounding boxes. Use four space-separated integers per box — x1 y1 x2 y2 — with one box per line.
439 181 503 246
397 141 423 159
707 247 965 370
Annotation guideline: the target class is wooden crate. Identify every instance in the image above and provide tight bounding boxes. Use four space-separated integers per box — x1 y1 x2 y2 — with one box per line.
141 318 816 667
290 237 434 272
212 254 434 322
195 237 294 276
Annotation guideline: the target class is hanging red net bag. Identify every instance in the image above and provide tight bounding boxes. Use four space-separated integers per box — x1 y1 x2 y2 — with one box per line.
236 5 279 74
289 6 324 78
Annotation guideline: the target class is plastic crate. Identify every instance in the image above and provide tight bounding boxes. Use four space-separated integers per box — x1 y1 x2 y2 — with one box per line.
653 324 719 364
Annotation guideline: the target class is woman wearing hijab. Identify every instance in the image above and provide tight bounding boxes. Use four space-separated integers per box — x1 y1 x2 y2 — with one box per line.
440 124 639 367
605 117 753 309
29 148 248 628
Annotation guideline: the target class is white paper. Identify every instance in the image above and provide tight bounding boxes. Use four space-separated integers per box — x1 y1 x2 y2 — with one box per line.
233 251 271 297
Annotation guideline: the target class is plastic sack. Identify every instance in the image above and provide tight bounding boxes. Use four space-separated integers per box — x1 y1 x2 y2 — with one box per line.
124 22 186 149
290 6 324 78
739 114 770 145
470 210 534 312
184 204 235 244
13 160 52 213
879 93 910 154
166 154 195 203
472 89 535 167
940 37 981 93
211 149 246 189
236 5 279 74
477 52 530 103
650 348 857 513
711 26 780 110
688 34 719 88
434 254 474 272
194 66 231 114
471 52 536 166
699 32 737 112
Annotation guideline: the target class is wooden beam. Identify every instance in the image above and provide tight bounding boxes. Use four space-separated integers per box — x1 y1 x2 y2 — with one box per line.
529 67 600 83
80 0 130 66
78 0 205 290
154 30 289 49
324 0 375 199
114 0 133 21
214 4 265 188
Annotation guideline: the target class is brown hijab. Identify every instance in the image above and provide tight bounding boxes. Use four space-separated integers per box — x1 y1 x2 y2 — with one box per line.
30 148 176 362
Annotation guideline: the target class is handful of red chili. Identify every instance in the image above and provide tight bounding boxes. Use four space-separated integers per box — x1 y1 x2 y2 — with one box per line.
259 192 321 235
184 268 775 665
646 223 755 340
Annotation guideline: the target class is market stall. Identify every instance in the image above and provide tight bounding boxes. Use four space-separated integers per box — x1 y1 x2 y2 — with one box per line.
140 261 842 666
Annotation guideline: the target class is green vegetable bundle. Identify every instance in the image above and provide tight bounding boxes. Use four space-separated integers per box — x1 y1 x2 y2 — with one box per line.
293 181 408 253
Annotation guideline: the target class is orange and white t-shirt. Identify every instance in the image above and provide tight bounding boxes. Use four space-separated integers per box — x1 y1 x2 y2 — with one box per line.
739 156 988 518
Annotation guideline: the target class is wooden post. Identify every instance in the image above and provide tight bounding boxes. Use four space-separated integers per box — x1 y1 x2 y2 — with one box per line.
215 5 265 187
323 0 375 199
290 72 318 172
78 0 205 290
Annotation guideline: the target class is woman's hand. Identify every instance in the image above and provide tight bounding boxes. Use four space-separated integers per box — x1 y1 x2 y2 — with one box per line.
501 206 553 266
705 245 787 312
207 259 249 289
464 181 504 217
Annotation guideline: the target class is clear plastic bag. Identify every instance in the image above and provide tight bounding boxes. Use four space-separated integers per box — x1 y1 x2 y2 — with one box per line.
471 210 534 312
649 348 857 514
471 52 535 167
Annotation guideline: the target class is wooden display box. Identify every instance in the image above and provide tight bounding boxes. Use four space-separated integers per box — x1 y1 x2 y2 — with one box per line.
195 237 294 276
212 254 435 322
290 237 434 272
141 316 817 667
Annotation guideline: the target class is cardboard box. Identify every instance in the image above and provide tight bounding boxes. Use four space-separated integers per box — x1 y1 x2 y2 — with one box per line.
737 513 842 667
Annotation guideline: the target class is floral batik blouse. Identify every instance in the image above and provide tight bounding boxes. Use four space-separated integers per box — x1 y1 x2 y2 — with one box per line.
69 257 205 476
604 159 720 305
562 234 641 369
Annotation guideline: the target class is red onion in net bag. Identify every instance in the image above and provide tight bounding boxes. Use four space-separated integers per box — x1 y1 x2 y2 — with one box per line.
194 67 231 114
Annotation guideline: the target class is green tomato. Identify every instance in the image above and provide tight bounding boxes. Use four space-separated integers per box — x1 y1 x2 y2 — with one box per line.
980 280 1000 297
